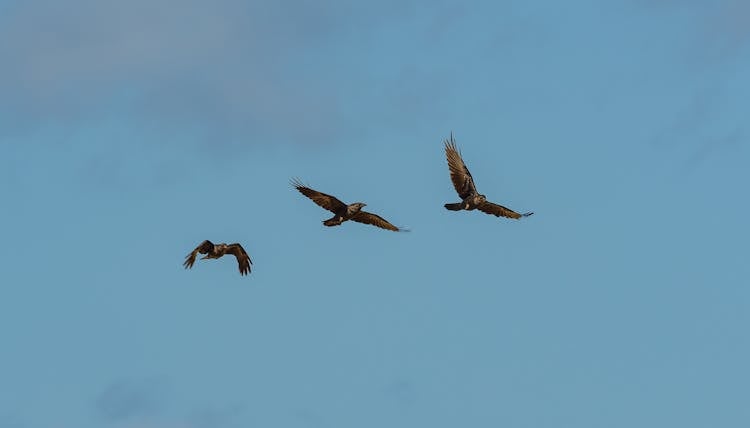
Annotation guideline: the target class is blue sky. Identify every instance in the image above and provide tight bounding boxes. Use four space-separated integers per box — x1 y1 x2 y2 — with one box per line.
1 1 748 427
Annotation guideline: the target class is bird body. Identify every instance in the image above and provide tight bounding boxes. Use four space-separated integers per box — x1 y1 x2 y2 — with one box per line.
445 193 487 211
292 179 407 232
183 240 252 275
443 134 533 219
200 243 231 259
321 201 367 227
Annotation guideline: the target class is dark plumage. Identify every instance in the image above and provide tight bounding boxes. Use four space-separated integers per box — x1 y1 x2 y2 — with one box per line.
291 178 407 232
444 134 533 219
183 240 252 275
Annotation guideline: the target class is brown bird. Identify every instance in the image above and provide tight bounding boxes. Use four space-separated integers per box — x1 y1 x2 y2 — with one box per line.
183 240 252 275
444 133 533 219
292 178 408 232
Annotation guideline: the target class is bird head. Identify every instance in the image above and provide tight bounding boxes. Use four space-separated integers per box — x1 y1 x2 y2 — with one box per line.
353 202 367 210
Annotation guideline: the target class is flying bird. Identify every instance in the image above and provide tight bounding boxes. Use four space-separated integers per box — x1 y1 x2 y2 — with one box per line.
291 179 408 232
183 240 252 275
443 134 533 219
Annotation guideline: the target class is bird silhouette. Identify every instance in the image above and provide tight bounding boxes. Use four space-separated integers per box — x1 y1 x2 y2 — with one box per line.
183 240 252 275
292 179 408 232
443 133 533 219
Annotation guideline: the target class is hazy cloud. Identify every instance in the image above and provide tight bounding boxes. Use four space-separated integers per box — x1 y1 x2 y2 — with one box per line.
698 0 750 63
0 0 342 143
633 1 749 169
0 0 467 146
0 411 26 428
291 408 327 428
186 404 244 428
652 86 746 171
684 128 744 171
651 87 725 148
630 0 750 64
93 377 248 428
382 379 417 407
95 377 170 422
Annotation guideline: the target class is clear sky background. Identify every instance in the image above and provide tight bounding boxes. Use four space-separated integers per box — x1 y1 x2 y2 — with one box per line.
1 1 748 427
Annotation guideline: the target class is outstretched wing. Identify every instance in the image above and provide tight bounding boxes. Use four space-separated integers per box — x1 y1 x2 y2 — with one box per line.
351 211 408 232
444 134 477 199
226 243 253 275
183 240 214 269
291 178 347 213
477 202 533 220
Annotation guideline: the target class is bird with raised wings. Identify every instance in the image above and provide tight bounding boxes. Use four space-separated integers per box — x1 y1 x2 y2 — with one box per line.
183 240 252 275
443 134 533 219
292 179 408 232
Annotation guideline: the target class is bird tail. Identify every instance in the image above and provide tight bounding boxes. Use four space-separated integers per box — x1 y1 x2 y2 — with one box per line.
444 203 462 211
323 218 342 227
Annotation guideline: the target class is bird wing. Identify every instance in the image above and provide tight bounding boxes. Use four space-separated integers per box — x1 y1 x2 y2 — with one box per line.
226 243 253 275
444 134 478 199
291 178 347 213
183 240 214 269
477 202 533 219
351 211 407 232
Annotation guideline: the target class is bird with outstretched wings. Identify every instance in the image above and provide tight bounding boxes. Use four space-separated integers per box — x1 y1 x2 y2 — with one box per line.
292 179 407 232
443 133 533 220
183 240 253 275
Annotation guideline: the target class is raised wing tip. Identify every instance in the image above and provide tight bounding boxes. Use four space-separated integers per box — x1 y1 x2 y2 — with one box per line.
290 177 304 188
443 135 461 155
183 253 195 269
391 224 411 232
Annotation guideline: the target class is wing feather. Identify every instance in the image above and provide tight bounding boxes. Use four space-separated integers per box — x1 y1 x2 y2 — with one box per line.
444 134 477 199
227 243 252 276
183 240 213 269
351 211 407 232
477 202 533 219
291 178 347 213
